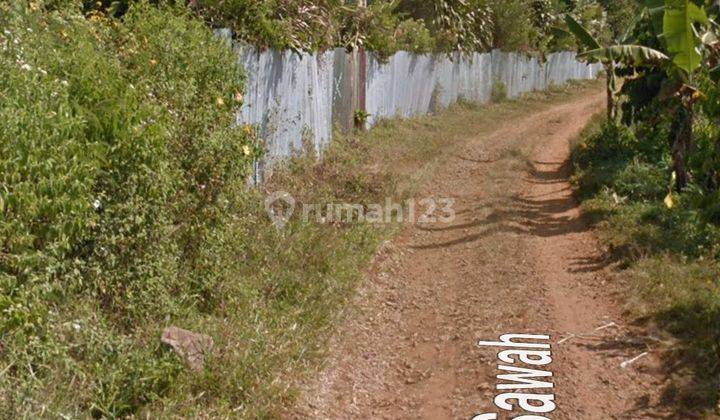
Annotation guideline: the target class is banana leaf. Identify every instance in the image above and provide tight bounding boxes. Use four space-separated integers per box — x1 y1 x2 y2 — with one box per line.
577 45 669 65
663 0 709 74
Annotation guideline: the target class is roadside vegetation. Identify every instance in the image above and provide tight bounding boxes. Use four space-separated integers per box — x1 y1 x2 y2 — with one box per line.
0 0 636 418
0 2 260 417
0 3 600 410
569 0 720 415
84 0 627 57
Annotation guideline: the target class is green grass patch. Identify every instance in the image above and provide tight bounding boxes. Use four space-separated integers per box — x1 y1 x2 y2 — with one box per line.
572 118 720 416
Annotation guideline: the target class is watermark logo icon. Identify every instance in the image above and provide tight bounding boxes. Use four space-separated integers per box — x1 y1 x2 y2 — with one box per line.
265 191 296 229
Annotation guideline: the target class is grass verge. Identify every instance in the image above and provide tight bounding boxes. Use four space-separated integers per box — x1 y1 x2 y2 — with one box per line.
572 117 720 417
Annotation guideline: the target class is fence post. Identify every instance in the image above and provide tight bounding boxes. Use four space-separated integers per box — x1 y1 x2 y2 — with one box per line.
358 48 367 127
357 0 367 129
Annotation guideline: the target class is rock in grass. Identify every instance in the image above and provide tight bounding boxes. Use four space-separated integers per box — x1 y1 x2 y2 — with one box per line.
161 327 214 372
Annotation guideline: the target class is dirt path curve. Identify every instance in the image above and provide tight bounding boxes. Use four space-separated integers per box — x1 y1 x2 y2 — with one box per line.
296 91 667 419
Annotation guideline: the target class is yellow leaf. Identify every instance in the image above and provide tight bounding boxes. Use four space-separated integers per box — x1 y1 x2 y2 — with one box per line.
664 193 675 209
243 145 251 156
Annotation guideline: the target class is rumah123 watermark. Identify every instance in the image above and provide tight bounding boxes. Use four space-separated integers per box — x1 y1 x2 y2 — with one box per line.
264 191 456 229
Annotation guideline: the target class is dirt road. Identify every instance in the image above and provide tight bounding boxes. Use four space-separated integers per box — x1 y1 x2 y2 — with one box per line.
297 91 667 419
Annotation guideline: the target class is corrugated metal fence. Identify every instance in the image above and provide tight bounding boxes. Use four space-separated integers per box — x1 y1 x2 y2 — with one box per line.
227 35 601 180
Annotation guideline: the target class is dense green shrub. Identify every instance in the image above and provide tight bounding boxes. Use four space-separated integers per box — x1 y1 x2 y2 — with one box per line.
394 18 434 54
195 0 339 51
80 0 616 55
0 1 255 415
573 122 639 167
613 160 668 202
573 119 720 260
334 2 435 58
489 0 534 50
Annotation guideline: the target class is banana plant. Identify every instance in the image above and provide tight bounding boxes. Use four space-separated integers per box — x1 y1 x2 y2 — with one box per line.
661 0 711 190
565 14 668 121
573 0 715 191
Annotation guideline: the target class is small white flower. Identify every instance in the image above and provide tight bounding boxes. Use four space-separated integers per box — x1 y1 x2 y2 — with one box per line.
72 322 81 331
92 199 101 210
20 63 32 71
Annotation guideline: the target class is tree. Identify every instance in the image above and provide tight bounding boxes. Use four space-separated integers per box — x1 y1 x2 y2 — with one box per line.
573 0 717 191
565 14 668 121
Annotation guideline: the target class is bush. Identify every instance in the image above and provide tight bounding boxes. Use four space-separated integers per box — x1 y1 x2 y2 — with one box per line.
394 18 434 54
613 160 668 202
489 0 533 51
572 121 668 199
196 0 338 51
0 2 255 415
337 3 433 59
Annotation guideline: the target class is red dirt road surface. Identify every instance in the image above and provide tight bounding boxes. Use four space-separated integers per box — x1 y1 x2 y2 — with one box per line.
297 91 668 419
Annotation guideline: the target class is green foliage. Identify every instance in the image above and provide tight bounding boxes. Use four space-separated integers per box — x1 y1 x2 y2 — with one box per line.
663 0 709 75
86 0 625 57
572 121 662 198
573 116 720 263
577 44 669 65
394 18 435 54
194 0 338 51
565 14 600 50
336 1 434 58
188 0 617 55
489 0 534 50
597 0 641 40
431 0 493 52
354 109 371 129
572 117 720 416
0 1 256 416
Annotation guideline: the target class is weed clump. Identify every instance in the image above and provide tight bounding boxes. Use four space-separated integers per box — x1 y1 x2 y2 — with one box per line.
491 80 508 102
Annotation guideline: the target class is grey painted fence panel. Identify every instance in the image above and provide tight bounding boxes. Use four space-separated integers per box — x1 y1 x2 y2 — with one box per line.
366 52 495 126
234 44 601 177
366 50 600 127
237 45 335 167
